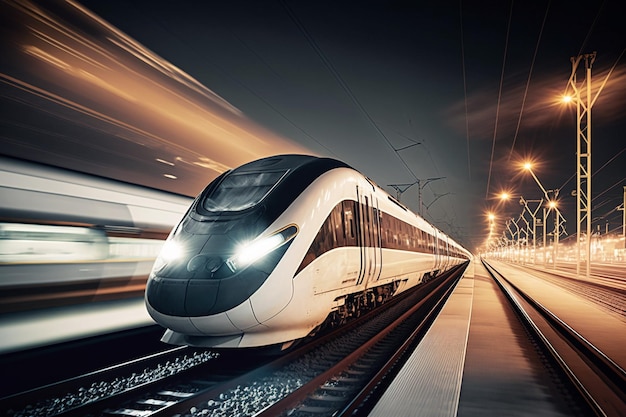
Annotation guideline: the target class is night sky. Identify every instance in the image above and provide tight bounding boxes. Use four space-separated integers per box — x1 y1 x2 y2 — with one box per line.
1 0 625 251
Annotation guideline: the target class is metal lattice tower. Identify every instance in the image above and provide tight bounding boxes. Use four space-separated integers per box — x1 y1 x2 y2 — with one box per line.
568 52 595 279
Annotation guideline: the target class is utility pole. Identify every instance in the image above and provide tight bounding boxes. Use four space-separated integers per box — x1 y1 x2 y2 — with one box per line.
519 216 530 264
617 185 626 249
388 141 422 202
388 182 416 202
519 197 543 264
510 217 521 263
568 52 596 279
542 207 547 265
505 219 517 262
554 210 566 267
417 177 445 216
388 176 446 217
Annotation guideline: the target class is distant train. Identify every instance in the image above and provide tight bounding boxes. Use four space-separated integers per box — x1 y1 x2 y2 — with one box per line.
0 156 192 312
145 155 471 351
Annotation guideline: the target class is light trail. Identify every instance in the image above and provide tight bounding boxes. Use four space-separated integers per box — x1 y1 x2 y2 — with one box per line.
1 0 308 191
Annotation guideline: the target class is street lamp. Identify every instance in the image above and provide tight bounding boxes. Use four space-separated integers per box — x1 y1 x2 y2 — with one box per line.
523 162 561 268
484 212 497 258
519 215 530 264
510 217 521 263
622 186 626 249
503 219 516 262
519 196 542 264
498 192 524 263
564 52 597 279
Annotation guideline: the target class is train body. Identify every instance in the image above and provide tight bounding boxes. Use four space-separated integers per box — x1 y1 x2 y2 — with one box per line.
0 156 192 311
146 155 471 351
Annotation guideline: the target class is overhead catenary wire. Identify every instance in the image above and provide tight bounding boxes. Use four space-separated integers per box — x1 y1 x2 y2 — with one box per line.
135 5 337 157
561 1 606 97
507 0 551 161
459 0 471 180
485 0 514 199
279 0 417 183
280 0 465 244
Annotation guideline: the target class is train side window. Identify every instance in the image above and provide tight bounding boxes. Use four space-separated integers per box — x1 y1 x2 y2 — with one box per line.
343 201 356 242
296 200 357 275
373 207 380 243
332 204 344 247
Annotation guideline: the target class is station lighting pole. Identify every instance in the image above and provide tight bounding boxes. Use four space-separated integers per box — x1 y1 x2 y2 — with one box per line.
546 201 556 267
510 217 521 263
505 219 517 262
542 206 548 265
519 215 530 264
565 52 596 279
499 235 508 259
614 186 626 251
519 196 543 264
523 163 561 268
487 212 496 252
622 186 626 248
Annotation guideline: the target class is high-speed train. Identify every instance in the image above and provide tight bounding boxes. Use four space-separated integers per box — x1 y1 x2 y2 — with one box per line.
0 156 192 313
146 154 471 351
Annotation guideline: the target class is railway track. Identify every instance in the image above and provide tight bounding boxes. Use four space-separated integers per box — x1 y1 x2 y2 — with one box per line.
508 263 626 317
254 265 464 417
482 259 626 417
1 265 467 417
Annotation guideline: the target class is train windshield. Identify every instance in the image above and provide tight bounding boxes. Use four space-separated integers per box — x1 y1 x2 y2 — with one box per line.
202 170 287 212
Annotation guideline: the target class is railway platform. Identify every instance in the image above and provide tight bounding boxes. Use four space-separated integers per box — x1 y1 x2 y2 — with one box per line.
368 258 602 416
486 259 626 371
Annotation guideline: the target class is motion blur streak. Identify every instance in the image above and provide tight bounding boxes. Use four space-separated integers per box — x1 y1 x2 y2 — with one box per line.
0 0 308 191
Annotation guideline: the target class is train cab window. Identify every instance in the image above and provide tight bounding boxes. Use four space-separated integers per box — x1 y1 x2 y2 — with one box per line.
202 170 287 212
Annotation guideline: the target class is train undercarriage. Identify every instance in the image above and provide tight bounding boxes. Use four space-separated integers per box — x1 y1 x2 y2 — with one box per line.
325 280 402 329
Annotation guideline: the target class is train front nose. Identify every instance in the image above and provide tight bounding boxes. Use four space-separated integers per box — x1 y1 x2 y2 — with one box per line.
145 221 297 335
146 231 257 319
146 233 226 321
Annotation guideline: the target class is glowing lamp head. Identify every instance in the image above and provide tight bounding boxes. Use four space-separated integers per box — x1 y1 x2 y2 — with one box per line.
152 239 183 272
225 225 298 273
235 233 285 265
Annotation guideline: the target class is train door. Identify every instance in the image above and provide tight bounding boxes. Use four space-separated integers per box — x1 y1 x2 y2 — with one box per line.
370 196 383 282
355 187 382 287
433 228 441 274
441 236 450 271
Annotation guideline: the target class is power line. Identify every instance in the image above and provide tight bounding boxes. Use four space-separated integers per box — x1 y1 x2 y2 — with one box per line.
507 0 551 161
138 7 336 156
279 0 416 181
560 1 606 96
459 0 471 180
485 0 514 199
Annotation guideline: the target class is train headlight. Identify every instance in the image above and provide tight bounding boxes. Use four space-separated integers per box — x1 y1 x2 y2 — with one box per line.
226 224 298 273
152 240 183 272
